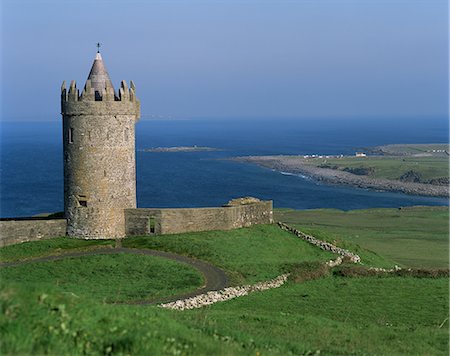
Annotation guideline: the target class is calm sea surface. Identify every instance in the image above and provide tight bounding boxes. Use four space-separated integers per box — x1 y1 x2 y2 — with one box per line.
0 117 448 217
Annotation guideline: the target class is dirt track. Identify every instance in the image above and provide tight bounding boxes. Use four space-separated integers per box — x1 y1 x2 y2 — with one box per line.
0 247 229 305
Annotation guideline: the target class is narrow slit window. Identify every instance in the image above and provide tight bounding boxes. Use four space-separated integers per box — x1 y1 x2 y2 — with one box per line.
124 128 129 142
69 128 74 143
148 216 156 234
77 194 87 207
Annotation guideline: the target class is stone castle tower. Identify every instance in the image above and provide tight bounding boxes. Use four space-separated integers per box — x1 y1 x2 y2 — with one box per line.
61 51 140 239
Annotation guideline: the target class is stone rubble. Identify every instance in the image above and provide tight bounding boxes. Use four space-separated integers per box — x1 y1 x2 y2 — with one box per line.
325 256 343 268
368 265 402 273
160 274 289 311
277 222 361 263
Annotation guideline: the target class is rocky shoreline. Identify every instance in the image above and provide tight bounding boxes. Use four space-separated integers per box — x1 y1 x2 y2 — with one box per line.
232 156 449 197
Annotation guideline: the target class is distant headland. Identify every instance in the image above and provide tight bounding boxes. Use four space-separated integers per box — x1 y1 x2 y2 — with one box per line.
231 144 449 198
138 146 221 153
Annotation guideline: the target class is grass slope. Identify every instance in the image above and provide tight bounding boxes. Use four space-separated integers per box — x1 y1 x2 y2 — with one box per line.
1 219 448 354
0 237 113 263
123 224 335 284
275 206 449 268
173 276 448 355
1 253 203 303
2 275 447 355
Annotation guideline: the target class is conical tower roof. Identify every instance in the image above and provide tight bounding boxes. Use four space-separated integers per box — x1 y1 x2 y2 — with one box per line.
86 52 115 96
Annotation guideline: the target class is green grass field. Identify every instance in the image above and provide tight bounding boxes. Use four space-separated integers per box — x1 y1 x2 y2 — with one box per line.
122 224 335 284
275 206 449 268
1 210 449 355
375 143 449 155
306 155 449 182
0 237 114 263
1 253 203 303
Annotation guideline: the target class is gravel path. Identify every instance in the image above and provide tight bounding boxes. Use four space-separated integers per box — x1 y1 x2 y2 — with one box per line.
0 247 229 305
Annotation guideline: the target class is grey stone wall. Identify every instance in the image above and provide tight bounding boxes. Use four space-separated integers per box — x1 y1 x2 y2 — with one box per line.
61 80 140 239
125 200 273 236
124 209 163 236
0 219 67 247
0 200 272 246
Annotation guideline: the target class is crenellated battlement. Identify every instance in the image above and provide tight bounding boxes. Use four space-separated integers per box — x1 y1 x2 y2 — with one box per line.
61 80 138 103
61 80 140 119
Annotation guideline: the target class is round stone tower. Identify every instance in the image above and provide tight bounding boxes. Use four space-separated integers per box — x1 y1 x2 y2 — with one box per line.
61 51 140 239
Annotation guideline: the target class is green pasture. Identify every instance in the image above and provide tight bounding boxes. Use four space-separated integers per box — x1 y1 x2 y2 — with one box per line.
306 155 449 182
275 206 449 268
375 143 449 155
0 237 114 263
123 224 335 284
1 211 449 355
1 253 203 303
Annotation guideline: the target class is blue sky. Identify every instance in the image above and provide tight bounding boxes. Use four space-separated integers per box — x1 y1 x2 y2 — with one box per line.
1 0 448 121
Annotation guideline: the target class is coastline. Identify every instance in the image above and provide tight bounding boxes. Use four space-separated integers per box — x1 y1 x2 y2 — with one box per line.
232 156 449 198
139 146 220 153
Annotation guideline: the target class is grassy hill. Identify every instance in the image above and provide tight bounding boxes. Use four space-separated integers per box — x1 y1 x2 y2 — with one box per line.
1 210 448 355
275 206 449 268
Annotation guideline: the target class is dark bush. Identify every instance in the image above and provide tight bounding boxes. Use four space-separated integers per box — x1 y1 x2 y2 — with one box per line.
343 167 374 176
399 170 422 183
333 265 380 277
285 261 330 283
333 265 449 278
318 164 339 170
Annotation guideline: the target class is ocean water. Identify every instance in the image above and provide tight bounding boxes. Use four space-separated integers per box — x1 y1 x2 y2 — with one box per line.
0 117 448 218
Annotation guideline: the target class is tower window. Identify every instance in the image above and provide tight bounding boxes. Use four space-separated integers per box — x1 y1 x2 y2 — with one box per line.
125 128 129 142
69 128 74 143
77 194 87 207
148 216 156 234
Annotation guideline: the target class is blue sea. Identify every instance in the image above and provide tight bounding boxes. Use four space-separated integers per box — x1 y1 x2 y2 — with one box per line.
0 117 448 218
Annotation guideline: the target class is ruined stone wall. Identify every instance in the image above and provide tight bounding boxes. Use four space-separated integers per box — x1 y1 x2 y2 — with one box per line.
125 200 273 236
0 218 67 247
61 80 140 239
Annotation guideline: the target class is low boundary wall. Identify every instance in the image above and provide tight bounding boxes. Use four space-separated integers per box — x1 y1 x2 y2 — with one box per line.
0 218 67 247
1 199 273 245
125 200 273 236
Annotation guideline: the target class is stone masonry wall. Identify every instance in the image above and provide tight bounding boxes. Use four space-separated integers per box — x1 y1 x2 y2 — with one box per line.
124 209 163 235
62 80 139 239
125 200 273 236
0 200 271 246
0 218 67 247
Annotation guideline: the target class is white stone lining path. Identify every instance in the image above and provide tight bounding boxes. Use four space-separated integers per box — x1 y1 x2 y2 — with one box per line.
161 274 290 311
160 223 360 310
